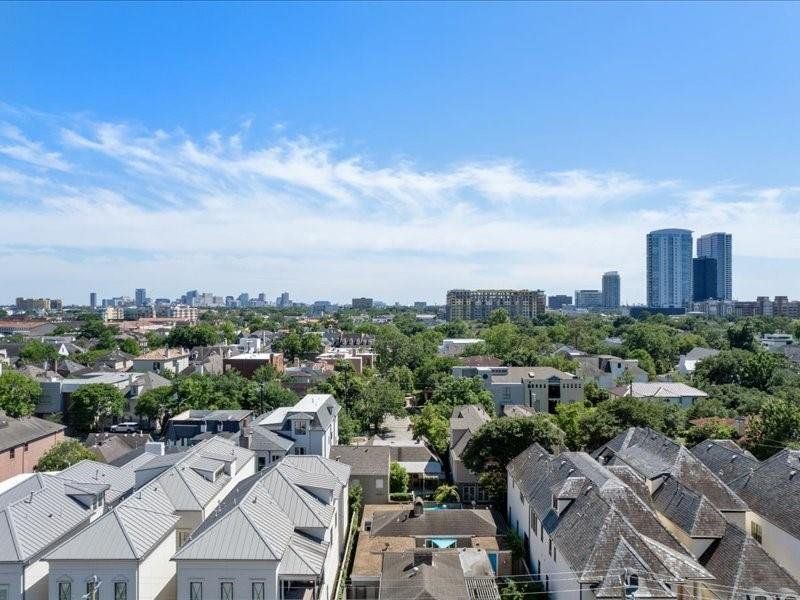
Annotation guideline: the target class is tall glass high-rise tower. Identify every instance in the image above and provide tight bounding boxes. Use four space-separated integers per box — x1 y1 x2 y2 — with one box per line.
646 229 693 308
697 232 733 301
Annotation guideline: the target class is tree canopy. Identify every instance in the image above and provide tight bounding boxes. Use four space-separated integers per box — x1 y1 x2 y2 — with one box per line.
68 383 126 432
0 371 41 417
36 439 98 471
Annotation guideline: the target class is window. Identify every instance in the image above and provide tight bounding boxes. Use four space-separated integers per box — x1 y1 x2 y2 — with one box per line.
86 581 98 600
257 457 266 471
553 546 557 562
190 582 203 600
221 582 233 600
552 495 558 510
294 446 306 455
23 443 29 451
548 538 552 557
252 583 265 600
58 582 71 600
0 585 8 600
115 582 127 600
531 513 538 536
177 529 190 547
9 448 14 459
375 478 384 490
751 521 763 544
293 420 308 435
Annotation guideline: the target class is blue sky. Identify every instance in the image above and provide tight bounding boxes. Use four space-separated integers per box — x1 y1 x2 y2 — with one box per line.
2 2 800 305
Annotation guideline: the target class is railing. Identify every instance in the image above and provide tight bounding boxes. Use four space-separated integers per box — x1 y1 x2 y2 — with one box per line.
334 505 361 600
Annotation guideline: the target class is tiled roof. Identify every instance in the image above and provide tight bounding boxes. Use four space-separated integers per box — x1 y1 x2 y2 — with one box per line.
249 425 295 452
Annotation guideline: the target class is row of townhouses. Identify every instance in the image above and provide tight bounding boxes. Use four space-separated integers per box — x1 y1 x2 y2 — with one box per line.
507 428 800 600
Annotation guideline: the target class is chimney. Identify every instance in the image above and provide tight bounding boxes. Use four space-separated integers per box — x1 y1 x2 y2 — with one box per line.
145 441 165 456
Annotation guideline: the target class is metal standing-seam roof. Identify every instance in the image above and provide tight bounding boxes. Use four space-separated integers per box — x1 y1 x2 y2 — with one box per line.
174 456 350 572
0 457 146 564
45 437 252 563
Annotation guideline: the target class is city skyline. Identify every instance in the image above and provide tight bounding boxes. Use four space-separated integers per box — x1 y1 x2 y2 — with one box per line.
3 4 800 304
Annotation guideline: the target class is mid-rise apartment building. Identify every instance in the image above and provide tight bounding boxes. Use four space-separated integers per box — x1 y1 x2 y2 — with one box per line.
445 289 544 321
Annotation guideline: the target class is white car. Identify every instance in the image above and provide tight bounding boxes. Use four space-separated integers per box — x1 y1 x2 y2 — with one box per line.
110 422 140 433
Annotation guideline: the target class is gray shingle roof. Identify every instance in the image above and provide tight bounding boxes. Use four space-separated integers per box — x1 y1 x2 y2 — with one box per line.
651 476 727 538
594 428 747 512
689 439 760 485
0 413 64 452
369 508 501 538
450 405 491 459
508 444 712 586
727 449 800 538
331 445 390 477
379 551 493 600
699 522 800 599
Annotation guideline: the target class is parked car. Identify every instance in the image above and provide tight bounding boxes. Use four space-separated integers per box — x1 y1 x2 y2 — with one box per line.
110 422 140 433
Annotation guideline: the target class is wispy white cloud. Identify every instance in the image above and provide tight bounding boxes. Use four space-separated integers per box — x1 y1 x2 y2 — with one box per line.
0 122 72 171
2 109 800 303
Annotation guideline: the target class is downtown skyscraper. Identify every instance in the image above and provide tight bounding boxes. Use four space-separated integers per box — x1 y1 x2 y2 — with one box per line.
697 232 733 301
646 229 693 308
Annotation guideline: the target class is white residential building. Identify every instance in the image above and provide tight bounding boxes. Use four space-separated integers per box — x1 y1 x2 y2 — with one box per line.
609 381 708 408
452 365 583 414
677 347 720 375
44 437 255 600
131 348 191 374
0 458 146 600
253 394 340 462
507 443 714 600
438 338 484 357
174 455 350 600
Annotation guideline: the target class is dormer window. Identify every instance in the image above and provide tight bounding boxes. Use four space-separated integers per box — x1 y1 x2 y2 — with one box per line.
294 420 308 435
625 573 639 596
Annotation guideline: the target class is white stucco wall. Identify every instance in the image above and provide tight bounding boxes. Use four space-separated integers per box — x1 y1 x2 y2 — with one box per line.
47 559 139 600
140 533 177 600
0 563 24 600
507 472 583 600
746 512 800 580
176 560 279 600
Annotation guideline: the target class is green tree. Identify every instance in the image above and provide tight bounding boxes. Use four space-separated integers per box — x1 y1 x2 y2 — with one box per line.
461 415 565 476
553 402 620 451
166 323 221 348
745 395 800 459
684 420 737 446
353 376 406 432
685 397 731 421
118 338 141 356
337 408 359 444
413 356 457 393
386 365 415 394
488 308 510 326
432 484 460 503
390 462 409 494
583 380 610 405
274 332 303 362
595 396 686 438
626 349 656 379
728 321 758 352
134 386 176 432
410 404 450 455
145 331 166 349
300 333 323 357
429 376 495 416
20 340 59 364
245 380 298 415
36 439 99 471
0 371 41 417
69 384 126 432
